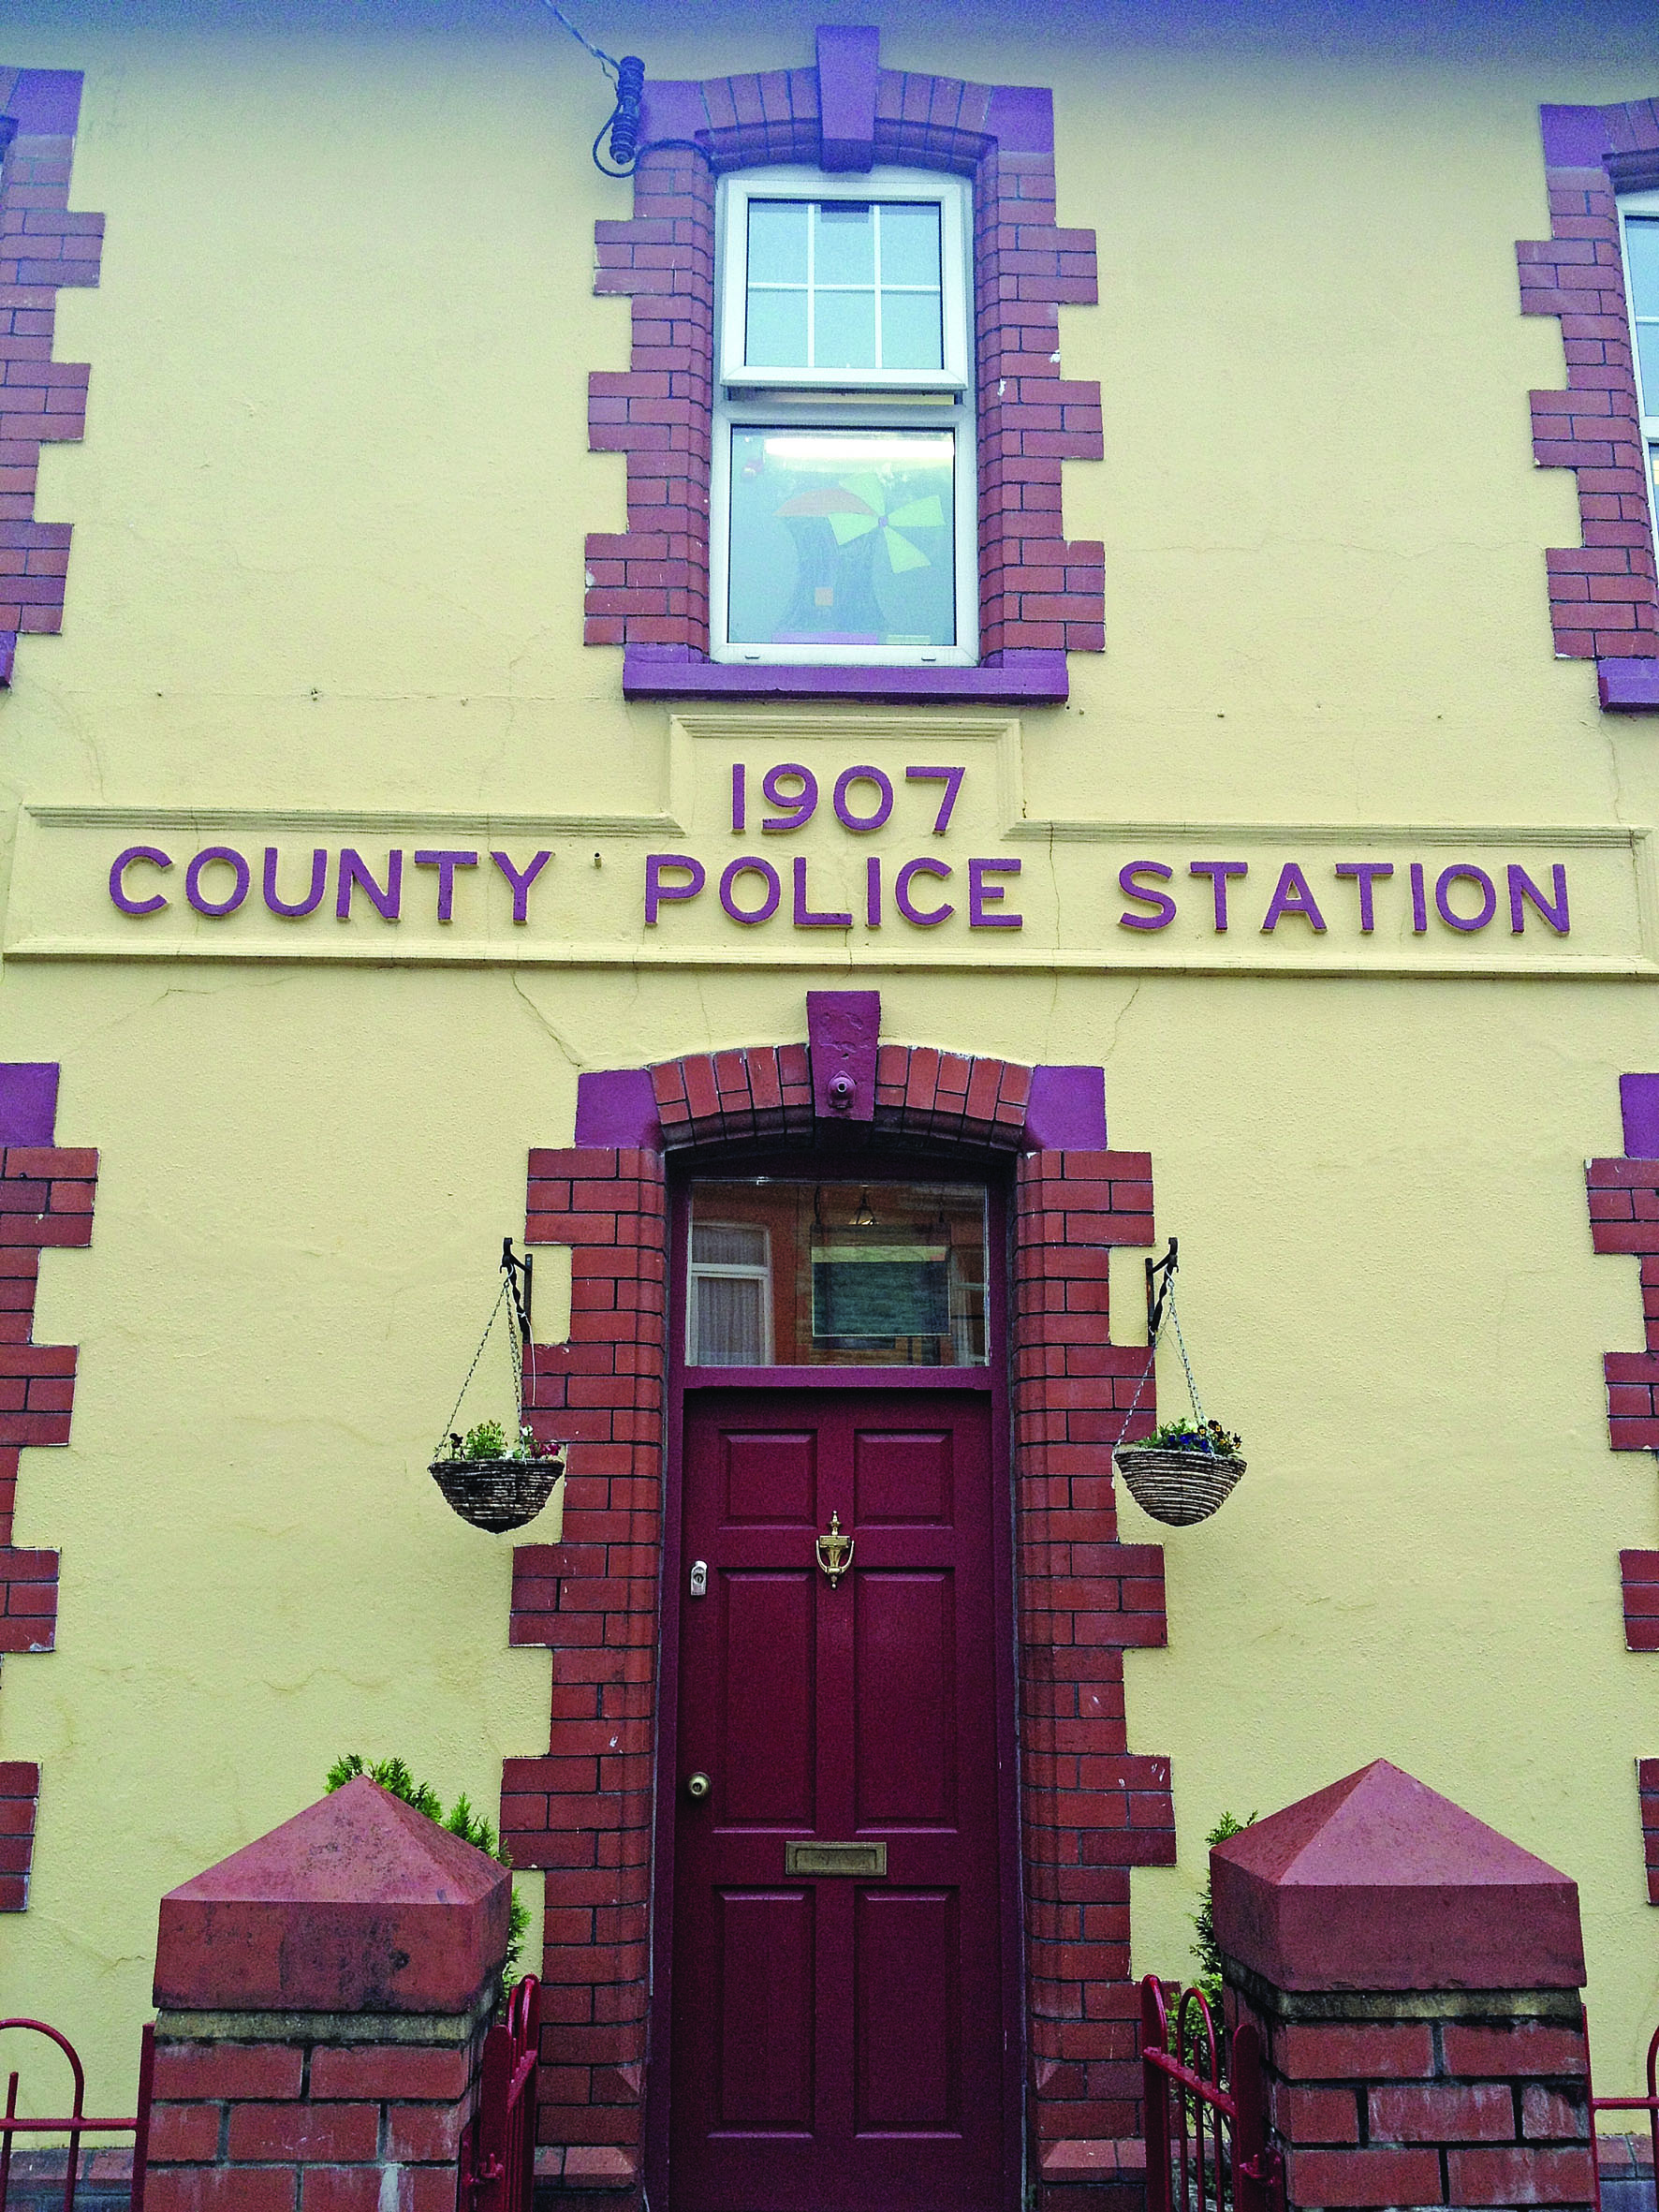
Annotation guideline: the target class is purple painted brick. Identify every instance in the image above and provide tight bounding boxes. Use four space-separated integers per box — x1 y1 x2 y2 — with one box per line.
1622 1075 1659 1161
0 1067 57 1146
1599 657 1659 711
1541 104 1612 169
573 1069 663 1150
1024 1066 1107 1152
6 70 83 138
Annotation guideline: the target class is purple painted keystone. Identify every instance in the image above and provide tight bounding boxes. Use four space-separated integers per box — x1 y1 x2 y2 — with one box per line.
817 24 880 172
154 1777 511 2015
0 1064 59 1145
807 990 880 1124
1211 1758 1584 1994
1025 1066 1107 1151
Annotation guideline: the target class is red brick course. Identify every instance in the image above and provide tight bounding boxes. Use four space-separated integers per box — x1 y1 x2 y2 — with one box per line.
585 41 1105 671
1238 1995 1593 2212
146 2026 488 2212
1518 101 1659 672
0 71 102 678
506 1041 1168 2190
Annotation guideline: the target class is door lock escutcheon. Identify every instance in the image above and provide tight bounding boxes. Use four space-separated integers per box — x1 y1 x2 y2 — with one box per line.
689 1559 708 1598
685 1771 711 1801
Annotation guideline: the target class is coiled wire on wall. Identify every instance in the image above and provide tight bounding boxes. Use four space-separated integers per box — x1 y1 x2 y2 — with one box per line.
537 0 713 177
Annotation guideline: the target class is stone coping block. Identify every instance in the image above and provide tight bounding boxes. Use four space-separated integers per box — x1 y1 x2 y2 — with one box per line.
1211 1760 1584 1994
154 1777 510 2014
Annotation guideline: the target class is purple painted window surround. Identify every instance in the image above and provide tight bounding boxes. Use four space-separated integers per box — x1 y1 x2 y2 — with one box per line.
0 1064 59 1145
1520 99 1659 706
587 30 1104 700
1621 1074 1659 1160
0 632 15 689
1024 1065 1108 1152
622 648 1070 705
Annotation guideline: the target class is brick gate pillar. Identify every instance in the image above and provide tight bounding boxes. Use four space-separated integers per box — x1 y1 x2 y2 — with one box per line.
144 1776 511 2210
1211 1760 1593 2212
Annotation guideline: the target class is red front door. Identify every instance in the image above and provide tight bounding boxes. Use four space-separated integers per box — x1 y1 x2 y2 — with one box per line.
668 1387 1006 2212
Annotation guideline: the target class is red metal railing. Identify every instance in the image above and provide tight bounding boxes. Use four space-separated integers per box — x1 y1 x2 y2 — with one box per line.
1590 2017 1659 2212
462 1978 541 2212
1141 1976 1282 2212
0 2018 153 2211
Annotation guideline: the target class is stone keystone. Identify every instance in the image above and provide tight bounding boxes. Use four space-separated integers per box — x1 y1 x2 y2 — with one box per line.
154 1777 511 2014
1211 1758 1584 1993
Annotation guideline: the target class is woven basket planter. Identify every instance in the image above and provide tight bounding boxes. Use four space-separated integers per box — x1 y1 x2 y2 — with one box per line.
1112 1445 1246 1527
430 1449 565 1534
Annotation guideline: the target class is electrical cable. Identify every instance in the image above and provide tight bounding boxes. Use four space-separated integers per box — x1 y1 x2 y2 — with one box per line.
536 0 713 177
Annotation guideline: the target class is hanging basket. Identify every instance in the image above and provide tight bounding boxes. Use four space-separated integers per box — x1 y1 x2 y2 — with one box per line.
430 1447 566 1535
1113 1444 1246 1528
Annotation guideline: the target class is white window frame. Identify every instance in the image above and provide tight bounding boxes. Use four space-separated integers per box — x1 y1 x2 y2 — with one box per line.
1618 187 1659 579
711 165 978 667
686 1226 773 1365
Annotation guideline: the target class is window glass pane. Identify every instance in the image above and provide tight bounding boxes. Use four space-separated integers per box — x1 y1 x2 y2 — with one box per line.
814 201 875 286
690 1180 989 1367
1637 323 1659 416
746 288 810 368
1626 218 1659 317
693 1223 769 1268
814 289 878 369
879 289 944 371
727 426 956 648
748 199 809 285
692 1275 767 1365
879 202 942 288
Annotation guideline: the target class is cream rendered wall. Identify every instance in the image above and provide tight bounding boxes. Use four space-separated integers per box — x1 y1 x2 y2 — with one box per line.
0 0 1653 2115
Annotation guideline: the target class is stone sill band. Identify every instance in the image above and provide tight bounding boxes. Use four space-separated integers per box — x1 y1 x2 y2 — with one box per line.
621 646 1069 704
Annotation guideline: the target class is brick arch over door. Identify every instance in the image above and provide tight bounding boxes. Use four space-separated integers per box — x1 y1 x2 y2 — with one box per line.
501 1003 1175 2205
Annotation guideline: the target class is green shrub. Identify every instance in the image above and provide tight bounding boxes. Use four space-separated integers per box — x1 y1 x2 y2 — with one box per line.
326 1752 531 1993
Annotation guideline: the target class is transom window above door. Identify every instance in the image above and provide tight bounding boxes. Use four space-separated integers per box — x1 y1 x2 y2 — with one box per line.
712 167 977 669
687 1179 988 1368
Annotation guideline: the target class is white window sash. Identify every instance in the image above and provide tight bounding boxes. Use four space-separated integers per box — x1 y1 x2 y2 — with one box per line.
712 165 979 666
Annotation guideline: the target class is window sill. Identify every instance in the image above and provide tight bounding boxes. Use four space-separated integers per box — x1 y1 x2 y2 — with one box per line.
1599 657 1659 712
623 646 1068 705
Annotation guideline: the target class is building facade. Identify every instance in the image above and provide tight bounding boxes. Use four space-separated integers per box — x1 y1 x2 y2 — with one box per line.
1 4 1658 2207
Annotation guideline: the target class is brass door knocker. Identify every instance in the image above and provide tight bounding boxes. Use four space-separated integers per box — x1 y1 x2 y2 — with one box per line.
815 1511 854 1588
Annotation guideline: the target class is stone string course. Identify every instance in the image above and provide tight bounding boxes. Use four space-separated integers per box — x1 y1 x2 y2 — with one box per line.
501 1037 1171 2203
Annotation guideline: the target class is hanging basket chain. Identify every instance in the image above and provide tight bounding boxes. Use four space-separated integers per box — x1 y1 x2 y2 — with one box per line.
1118 1277 1206 1446
434 1277 512 1460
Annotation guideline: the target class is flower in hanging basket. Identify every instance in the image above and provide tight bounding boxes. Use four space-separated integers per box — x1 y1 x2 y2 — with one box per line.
1113 1417 1246 1528
431 1419 567 1535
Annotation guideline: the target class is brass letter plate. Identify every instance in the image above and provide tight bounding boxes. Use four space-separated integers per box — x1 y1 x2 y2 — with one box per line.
784 1840 888 1878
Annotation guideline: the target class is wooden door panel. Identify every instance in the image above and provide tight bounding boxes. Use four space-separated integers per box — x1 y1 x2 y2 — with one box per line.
854 1571 956 1829
853 1425 953 1525
723 1427 817 1525
671 1388 1005 2212
721 1573 815 1828
855 1888 961 2135
714 1888 815 2135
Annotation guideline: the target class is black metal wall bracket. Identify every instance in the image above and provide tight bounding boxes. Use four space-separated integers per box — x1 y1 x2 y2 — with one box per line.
502 1236 535 1334
1145 1238 1179 1338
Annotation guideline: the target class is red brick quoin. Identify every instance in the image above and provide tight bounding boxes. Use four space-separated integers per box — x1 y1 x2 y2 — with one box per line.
1586 1073 1659 1904
0 68 102 687
0 1062 96 1912
585 23 1105 692
502 1017 1171 2208
1518 100 1659 711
